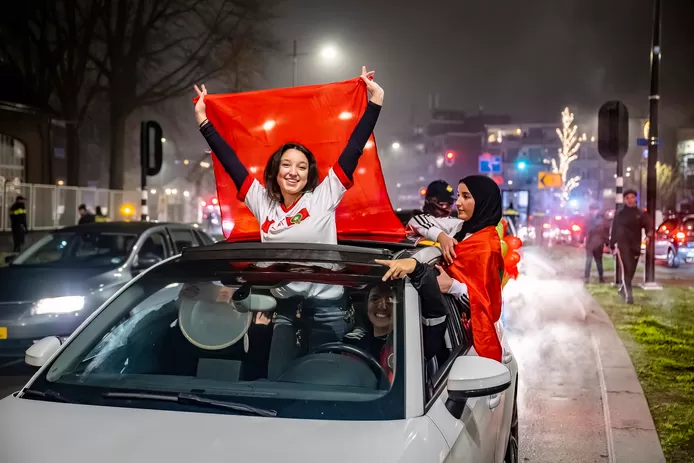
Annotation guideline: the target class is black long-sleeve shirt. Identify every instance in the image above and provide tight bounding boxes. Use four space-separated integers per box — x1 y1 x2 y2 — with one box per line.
344 261 447 362
610 206 652 253
199 101 382 190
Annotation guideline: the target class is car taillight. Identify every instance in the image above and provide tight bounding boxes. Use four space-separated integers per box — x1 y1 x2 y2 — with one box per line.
543 223 551 229
676 231 686 241
571 224 581 232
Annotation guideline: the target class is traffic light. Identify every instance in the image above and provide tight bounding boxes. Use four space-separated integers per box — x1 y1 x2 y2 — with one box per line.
445 151 455 167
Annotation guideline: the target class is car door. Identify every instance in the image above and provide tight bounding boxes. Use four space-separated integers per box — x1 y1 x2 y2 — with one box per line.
425 295 499 463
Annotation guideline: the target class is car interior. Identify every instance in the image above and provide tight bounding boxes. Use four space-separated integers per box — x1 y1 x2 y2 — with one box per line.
70 269 471 395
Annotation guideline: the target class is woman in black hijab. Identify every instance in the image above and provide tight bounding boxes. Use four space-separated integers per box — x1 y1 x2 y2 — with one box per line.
436 175 503 263
454 175 503 241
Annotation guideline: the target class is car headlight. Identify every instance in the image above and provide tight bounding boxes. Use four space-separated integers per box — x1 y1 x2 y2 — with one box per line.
33 296 85 315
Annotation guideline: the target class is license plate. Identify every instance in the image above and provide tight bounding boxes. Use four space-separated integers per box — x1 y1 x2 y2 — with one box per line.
0 327 6 340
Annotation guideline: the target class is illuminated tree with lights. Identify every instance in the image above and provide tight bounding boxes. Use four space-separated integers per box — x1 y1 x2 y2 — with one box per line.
552 107 581 205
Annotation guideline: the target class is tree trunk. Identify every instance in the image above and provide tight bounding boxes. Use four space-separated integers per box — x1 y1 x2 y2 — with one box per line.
66 122 81 186
108 103 127 190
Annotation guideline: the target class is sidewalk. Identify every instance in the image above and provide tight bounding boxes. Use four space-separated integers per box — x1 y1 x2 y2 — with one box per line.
504 247 665 463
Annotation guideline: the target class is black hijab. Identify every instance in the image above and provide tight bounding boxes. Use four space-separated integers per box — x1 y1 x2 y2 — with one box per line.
454 175 502 241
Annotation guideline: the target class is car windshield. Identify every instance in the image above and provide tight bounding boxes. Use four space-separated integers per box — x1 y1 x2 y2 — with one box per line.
12 232 138 268
33 255 405 420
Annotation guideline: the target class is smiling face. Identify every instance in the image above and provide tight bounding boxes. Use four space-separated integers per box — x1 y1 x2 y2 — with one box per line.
455 182 475 221
367 285 395 331
276 148 309 198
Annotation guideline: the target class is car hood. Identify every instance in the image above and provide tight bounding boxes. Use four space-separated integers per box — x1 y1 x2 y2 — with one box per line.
0 395 445 463
0 266 127 302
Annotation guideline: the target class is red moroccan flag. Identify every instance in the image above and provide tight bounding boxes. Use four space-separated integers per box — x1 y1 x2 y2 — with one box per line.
201 78 404 241
444 226 504 362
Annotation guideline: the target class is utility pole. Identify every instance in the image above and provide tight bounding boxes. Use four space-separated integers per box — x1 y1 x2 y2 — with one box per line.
292 40 298 87
644 0 661 287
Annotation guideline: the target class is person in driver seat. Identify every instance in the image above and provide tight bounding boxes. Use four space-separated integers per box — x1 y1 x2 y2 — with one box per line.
343 258 448 382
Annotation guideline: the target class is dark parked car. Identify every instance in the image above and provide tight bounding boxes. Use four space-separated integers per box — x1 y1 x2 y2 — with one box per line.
0 222 214 357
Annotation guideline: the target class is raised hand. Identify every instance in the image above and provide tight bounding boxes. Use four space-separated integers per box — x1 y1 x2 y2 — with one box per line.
360 66 384 105
193 84 208 126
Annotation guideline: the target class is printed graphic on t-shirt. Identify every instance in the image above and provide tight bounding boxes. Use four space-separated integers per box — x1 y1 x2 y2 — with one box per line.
286 208 310 226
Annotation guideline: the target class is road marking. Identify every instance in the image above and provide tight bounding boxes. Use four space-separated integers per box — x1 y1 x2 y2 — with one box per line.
592 332 616 463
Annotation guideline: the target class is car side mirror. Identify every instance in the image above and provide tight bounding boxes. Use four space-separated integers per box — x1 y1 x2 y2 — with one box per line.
445 356 511 419
5 255 16 265
25 336 62 367
134 252 162 270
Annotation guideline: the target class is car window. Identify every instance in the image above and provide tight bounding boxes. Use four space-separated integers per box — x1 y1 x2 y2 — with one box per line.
139 232 168 260
170 228 197 252
12 232 137 268
194 229 215 245
34 257 405 421
424 293 465 402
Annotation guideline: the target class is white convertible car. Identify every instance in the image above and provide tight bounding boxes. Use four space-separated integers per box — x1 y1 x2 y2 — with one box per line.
0 240 518 463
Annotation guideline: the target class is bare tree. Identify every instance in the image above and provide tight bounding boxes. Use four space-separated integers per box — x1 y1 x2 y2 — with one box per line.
0 1 104 186
91 0 274 190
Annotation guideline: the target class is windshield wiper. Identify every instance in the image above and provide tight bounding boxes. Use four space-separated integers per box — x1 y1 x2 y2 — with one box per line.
102 391 277 417
22 388 75 403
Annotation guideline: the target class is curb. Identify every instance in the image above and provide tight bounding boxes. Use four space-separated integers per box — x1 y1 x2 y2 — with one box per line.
579 289 666 463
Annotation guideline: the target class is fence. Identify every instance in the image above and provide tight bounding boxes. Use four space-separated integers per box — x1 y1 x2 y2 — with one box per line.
1 182 200 232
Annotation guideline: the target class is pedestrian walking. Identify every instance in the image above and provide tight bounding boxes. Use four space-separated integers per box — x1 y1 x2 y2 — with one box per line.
609 190 653 304
584 204 608 284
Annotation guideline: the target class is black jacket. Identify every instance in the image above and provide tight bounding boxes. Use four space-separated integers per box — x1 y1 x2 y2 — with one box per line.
610 206 652 253
9 202 27 233
344 261 447 362
585 212 608 251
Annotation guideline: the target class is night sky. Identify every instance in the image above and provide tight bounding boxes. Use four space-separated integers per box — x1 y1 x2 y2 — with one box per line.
260 0 694 147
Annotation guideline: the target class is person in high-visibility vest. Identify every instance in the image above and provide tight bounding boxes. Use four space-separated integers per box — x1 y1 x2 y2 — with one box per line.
95 206 109 223
9 195 28 253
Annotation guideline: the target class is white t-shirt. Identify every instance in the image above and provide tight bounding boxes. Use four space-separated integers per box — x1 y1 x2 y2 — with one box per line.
238 167 350 244
238 167 351 300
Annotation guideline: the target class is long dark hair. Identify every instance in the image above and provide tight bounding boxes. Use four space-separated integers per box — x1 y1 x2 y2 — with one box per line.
263 143 319 203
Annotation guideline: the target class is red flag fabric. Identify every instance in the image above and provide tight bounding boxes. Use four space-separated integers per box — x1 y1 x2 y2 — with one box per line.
443 226 504 362
202 78 405 241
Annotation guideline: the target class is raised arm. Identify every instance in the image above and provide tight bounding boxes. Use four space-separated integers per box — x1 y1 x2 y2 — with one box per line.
376 259 447 361
336 67 384 182
194 84 249 190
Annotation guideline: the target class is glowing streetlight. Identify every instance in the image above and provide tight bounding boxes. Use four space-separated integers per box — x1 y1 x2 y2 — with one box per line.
391 142 401 150
291 40 341 86
320 44 339 61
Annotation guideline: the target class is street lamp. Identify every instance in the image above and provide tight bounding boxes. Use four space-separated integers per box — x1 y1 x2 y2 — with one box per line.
291 40 341 87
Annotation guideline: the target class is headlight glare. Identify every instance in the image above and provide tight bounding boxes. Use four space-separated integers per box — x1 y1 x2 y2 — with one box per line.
33 296 85 315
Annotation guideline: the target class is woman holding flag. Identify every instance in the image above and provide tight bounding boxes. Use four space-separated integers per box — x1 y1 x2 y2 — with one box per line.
193 68 385 378
193 66 383 245
402 175 508 361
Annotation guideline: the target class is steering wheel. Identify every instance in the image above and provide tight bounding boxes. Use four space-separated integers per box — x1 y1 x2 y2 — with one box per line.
310 342 390 387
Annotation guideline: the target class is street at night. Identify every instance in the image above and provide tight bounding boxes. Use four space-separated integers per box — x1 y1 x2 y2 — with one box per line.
2 0 694 461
